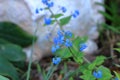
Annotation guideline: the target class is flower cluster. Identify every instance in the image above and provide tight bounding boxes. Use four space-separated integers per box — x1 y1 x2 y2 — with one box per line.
35 0 81 65
33 0 118 80
52 30 73 52
35 0 79 25
42 0 54 8
51 30 73 65
93 70 102 79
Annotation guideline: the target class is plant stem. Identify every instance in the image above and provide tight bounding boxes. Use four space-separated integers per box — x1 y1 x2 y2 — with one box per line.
26 21 38 80
46 64 57 80
70 48 90 64
83 57 90 63
48 8 63 32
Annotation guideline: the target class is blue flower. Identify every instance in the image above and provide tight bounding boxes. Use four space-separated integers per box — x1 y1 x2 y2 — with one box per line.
57 30 63 37
72 14 77 18
51 46 57 53
65 31 72 38
42 0 48 4
93 70 102 79
47 2 54 8
39 8 43 11
44 17 51 25
79 43 87 51
53 31 64 45
51 45 60 53
74 10 79 15
72 10 80 18
52 57 61 65
65 39 72 47
61 7 67 13
35 8 44 14
35 8 39 14
53 36 64 45
53 37 59 45
58 35 64 44
114 77 119 80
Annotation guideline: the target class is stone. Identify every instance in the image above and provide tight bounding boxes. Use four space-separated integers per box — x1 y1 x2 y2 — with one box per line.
0 0 104 61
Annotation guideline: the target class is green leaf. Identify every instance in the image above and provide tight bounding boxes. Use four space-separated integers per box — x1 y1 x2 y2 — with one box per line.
70 46 84 64
0 44 26 62
0 22 37 47
73 56 83 64
88 63 96 70
54 47 72 59
97 66 112 80
0 38 10 45
114 71 120 80
79 64 93 80
72 36 87 49
101 23 120 34
116 42 120 46
0 56 19 80
0 75 9 80
73 37 81 48
59 16 71 27
88 56 106 70
99 10 113 21
80 70 96 80
51 14 63 18
95 2 111 13
93 56 106 66
114 48 120 53
69 77 74 80
79 64 89 72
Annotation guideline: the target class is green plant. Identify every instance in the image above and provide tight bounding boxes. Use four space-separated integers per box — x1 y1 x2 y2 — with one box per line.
0 75 9 80
31 0 120 80
0 22 37 80
97 0 120 33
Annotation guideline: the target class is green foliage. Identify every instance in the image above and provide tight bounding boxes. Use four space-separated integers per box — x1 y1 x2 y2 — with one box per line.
80 64 112 80
25 1 120 79
0 43 26 62
0 21 37 80
54 36 87 64
72 36 87 50
0 75 9 80
80 70 96 80
0 56 19 80
59 16 71 27
51 14 63 18
61 63 80 80
54 47 72 58
97 66 112 80
88 56 106 70
0 38 26 80
79 56 111 80
114 71 120 80
0 38 10 44
70 37 87 64
36 2 119 79
114 48 120 53
0 22 37 47
114 42 120 53
97 1 120 33
69 77 74 80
